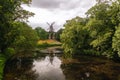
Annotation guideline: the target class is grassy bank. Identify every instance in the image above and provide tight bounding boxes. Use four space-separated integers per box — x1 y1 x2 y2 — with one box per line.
37 39 62 49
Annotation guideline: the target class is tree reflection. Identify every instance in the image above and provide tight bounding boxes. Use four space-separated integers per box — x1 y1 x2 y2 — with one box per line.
61 56 120 80
3 57 37 80
4 54 120 80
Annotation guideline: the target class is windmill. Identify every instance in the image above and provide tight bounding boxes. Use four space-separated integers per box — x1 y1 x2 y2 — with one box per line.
47 22 55 39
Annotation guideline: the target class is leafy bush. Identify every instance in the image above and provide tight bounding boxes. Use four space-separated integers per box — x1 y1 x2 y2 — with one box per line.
5 48 15 58
83 49 101 56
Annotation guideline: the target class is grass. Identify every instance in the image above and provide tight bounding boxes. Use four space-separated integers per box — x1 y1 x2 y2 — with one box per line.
38 39 61 45
37 39 62 48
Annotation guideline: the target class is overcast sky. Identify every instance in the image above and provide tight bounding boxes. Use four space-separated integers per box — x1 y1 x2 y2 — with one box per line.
22 0 96 31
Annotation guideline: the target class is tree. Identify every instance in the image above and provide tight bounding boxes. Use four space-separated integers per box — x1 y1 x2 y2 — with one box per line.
0 0 34 53
86 0 120 57
56 28 63 41
35 27 48 40
12 22 39 52
109 0 120 27
86 1 115 56
61 0 120 58
61 17 90 58
0 1 35 79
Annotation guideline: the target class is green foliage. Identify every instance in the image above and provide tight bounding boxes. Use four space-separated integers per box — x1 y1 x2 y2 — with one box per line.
35 27 48 40
4 48 15 58
86 1 115 56
109 0 120 26
12 22 39 52
56 28 63 41
83 49 100 56
0 0 34 53
61 0 120 59
0 0 36 79
61 17 90 58
112 25 120 56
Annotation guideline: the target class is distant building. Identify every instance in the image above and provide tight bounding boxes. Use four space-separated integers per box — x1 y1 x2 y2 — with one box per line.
47 22 55 39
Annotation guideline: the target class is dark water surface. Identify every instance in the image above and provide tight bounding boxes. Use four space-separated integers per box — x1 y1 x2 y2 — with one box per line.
3 53 120 80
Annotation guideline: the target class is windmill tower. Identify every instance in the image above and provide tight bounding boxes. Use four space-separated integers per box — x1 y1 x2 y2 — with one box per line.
47 22 55 39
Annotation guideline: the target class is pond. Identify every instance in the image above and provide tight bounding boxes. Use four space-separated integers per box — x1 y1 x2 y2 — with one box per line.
3 52 120 80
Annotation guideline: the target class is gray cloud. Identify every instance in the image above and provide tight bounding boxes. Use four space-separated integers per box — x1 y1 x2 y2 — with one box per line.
24 0 96 30
31 0 95 10
31 0 65 9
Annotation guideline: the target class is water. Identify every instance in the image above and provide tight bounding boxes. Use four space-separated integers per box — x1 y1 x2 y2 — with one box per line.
3 53 120 80
32 55 65 80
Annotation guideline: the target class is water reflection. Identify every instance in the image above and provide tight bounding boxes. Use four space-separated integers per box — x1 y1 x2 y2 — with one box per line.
3 53 120 80
3 57 37 80
61 56 120 80
32 54 65 80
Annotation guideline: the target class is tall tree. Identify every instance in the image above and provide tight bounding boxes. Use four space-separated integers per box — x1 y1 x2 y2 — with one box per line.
86 0 120 57
61 17 89 58
86 1 113 55
0 0 34 53
61 0 120 58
